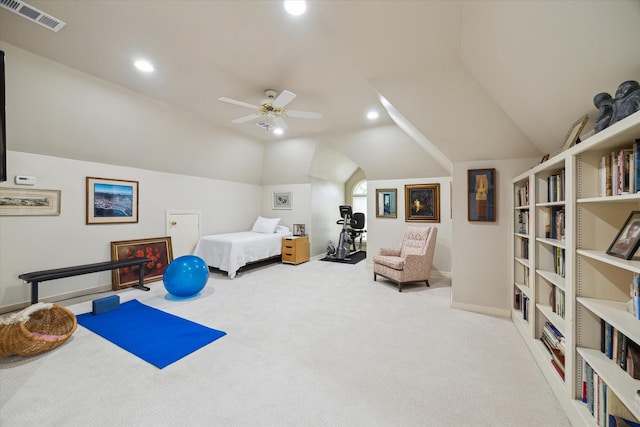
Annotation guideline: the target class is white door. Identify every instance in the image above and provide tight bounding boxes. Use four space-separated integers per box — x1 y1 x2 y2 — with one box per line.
166 211 201 257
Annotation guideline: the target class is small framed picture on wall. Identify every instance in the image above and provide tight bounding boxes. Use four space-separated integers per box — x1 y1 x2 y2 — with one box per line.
467 169 496 222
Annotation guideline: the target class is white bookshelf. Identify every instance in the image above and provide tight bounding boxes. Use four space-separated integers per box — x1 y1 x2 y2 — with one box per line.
511 111 640 426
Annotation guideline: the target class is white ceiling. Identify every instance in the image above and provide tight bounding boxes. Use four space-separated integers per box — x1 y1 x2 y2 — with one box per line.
1 0 639 179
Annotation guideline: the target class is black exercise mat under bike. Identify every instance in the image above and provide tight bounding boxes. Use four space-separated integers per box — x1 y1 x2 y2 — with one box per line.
320 251 366 265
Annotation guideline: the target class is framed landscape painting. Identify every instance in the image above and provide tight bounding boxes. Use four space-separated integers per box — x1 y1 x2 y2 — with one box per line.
468 168 496 222
405 184 440 222
86 176 138 224
0 188 61 216
110 236 173 290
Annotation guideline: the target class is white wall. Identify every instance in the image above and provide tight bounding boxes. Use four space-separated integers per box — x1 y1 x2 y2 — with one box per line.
367 177 453 276
1 43 265 185
310 178 345 257
0 151 262 311
450 158 537 317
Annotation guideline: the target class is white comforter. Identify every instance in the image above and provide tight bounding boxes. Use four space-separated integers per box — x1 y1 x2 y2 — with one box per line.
193 230 290 279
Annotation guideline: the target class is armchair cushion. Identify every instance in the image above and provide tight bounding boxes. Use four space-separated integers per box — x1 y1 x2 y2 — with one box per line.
372 255 404 270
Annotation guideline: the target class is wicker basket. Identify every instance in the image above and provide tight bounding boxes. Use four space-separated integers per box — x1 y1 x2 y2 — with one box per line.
0 303 77 357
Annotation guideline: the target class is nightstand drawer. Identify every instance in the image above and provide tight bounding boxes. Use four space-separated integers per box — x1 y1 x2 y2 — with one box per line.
282 252 297 263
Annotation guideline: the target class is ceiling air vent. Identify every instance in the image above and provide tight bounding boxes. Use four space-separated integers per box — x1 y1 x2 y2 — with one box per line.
0 0 66 32
255 121 273 131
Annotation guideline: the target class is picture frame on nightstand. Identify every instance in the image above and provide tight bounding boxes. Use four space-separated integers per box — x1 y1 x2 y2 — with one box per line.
293 224 305 236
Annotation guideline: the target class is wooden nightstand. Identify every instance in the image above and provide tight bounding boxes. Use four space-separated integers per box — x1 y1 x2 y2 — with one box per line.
282 235 310 265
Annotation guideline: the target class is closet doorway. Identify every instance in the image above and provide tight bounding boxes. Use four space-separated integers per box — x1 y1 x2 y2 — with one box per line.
166 210 201 257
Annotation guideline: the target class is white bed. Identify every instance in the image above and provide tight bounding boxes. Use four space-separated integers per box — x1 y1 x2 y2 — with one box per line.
193 219 291 279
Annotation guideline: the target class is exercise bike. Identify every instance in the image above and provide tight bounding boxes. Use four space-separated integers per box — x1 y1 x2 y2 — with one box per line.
326 205 366 260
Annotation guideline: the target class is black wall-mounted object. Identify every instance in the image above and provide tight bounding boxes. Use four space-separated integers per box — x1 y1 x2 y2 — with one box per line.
0 50 6 182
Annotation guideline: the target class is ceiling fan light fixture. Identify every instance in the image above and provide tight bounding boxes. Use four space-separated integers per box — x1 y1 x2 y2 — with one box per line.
284 0 306 16
273 127 284 135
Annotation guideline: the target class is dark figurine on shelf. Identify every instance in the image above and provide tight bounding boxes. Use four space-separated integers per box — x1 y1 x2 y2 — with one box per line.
594 80 640 133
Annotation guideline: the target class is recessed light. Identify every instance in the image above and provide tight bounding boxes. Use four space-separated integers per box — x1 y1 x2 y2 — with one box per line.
134 59 154 73
284 0 306 16
367 111 379 120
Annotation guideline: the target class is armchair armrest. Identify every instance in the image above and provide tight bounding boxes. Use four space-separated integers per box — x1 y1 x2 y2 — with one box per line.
378 248 401 257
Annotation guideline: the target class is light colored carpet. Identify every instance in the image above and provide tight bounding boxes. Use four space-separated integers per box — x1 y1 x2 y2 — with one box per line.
0 258 571 426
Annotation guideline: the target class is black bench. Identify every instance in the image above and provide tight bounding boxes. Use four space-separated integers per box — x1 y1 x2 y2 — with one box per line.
19 257 153 304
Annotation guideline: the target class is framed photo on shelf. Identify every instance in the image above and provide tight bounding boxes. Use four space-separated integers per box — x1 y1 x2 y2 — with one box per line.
559 114 589 152
376 188 397 218
468 168 496 222
273 192 292 210
405 184 440 222
86 176 138 224
110 236 173 290
0 187 61 216
606 211 640 260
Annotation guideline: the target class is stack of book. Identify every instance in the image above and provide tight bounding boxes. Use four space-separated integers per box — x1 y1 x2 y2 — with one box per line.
542 206 565 241
515 183 529 207
549 286 565 319
599 139 640 196
541 321 565 380
547 170 565 202
516 210 529 234
554 247 565 277
581 360 640 426
601 320 640 381
632 272 640 320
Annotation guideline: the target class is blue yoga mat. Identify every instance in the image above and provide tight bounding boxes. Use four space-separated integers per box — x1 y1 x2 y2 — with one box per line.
77 299 226 369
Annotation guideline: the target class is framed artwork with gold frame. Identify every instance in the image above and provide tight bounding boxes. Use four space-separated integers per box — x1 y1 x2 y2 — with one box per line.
110 236 173 290
405 184 440 222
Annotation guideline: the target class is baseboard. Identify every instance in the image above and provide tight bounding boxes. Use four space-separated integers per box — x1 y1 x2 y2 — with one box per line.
0 284 113 315
449 301 511 318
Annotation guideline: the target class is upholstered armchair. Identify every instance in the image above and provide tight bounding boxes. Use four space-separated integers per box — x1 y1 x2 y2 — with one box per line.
373 225 437 292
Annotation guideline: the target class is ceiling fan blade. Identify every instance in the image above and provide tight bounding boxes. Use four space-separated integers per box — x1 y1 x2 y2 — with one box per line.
287 110 324 120
273 116 288 130
219 97 259 110
272 90 296 108
232 113 261 124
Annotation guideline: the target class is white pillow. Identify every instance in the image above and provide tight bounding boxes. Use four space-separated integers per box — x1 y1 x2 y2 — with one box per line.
275 225 291 234
251 216 281 234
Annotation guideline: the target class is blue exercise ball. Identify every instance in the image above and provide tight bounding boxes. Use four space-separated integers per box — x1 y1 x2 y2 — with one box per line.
163 255 209 298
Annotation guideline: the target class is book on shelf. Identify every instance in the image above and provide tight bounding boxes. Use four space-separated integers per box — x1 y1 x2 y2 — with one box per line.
554 247 565 277
551 358 565 381
635 139 640 194
549 286 565 318
628 341 640 380
607 387 640 425
547 171 565 202
601 319 640 380
515 183 529 207
609 415 640 427
632 272 639 320
600 143 640 196
516 210 529 234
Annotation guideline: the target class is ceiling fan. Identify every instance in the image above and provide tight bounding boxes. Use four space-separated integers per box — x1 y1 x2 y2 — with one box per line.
218 89 323 131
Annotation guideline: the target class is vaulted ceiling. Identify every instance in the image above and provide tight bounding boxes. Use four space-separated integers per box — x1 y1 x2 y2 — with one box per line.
1 0 639 182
